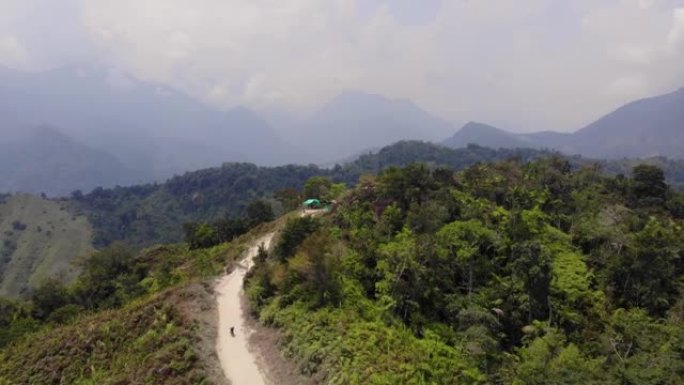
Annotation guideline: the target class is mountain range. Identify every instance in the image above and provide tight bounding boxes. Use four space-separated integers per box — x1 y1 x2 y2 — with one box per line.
1 64 684 196
0 67 451 195
444 87 684 158
0 126 141 196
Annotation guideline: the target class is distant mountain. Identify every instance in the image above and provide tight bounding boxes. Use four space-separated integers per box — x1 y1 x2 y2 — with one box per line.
442 87 684 159
520 131 573 149
300 91 456 162
568 87 684 158
443 122 532 149
0 126 140 196
0 66 298 186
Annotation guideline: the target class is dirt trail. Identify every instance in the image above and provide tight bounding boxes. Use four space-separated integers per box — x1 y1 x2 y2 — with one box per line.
215 233 274 385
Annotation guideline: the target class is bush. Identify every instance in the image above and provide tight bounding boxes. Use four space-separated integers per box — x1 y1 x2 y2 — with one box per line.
274 216 320 261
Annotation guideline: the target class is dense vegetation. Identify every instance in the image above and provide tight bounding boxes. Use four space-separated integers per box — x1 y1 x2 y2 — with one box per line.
68 141 684 251
70 143 561 249
247 159 684 384
70 163 324 248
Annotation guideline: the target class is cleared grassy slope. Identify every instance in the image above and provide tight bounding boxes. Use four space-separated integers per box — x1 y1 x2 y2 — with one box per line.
0 284 224 385
0 194 93 297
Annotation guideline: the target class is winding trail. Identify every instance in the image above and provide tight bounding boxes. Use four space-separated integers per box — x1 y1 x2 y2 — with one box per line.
215 233 275 385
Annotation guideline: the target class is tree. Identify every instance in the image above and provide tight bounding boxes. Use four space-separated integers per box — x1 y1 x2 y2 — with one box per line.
183 222 218 249
274 216 320 260
504 329 605 385
303 176 332 200
275 188 302 212
214 217 249 243
31 279 69 321
606 218 682 315
632 164 667 205
72 242 138 309
246 199 274 226
511 241 552 323
436 220 497 301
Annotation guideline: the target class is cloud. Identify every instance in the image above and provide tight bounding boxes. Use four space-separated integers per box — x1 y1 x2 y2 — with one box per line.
668 8 684 51
1 0 684 132
0 0 95 69
0 35 27 68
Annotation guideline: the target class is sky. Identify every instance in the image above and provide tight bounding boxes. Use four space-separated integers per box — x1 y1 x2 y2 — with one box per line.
1 0 683 132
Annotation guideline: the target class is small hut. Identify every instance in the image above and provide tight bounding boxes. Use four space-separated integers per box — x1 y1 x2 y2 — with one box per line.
302 199 321 209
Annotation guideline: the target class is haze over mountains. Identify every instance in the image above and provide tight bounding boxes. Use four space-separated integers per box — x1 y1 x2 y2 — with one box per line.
444 87 684 159
1 65 684 196
0 67 454 195
294 91 455 163
0 66 295 184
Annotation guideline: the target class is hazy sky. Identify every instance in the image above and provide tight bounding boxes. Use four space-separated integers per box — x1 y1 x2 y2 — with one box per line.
1 0 684 132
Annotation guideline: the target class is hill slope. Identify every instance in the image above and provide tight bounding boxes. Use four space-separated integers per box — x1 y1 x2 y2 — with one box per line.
300 91 455 162
569 87 684 158
247 159 684 384
0 126 141 196
442 122 533 149
72 143 558 249
442 87 684 159
0 66 297 187
0 194 93 297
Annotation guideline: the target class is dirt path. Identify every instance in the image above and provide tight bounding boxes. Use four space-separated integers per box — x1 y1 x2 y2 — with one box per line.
215 233 274 385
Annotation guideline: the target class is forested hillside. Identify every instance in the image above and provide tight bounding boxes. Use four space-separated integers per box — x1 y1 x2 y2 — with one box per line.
247 158 684 384
1 152 682 384
71 143 557 249
69 141 684 251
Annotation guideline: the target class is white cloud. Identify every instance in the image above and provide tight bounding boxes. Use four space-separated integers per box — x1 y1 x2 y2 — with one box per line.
2 0 684 132
668 8 684 51
0 35 27 68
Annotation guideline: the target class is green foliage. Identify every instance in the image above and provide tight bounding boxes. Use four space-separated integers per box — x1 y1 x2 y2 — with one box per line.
632 164 668 205
74 163 327 248
247 159 684 384
503 329 606 385
30 278 70 320
303 176 333 200
0 221 251 381
72 143 562 249
183 222 219 250
0 292 211 385
606 217 683 315
246 199 275 226
274 216 320 261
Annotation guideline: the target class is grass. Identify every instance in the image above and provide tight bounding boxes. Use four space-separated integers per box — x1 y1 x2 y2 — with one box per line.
0 194 93 297
0 287 214 385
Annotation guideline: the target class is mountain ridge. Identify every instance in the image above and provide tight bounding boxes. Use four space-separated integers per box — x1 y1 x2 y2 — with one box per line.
442 86 684 158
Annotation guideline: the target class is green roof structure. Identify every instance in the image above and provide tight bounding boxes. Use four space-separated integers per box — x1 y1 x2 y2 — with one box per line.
303 199 321 207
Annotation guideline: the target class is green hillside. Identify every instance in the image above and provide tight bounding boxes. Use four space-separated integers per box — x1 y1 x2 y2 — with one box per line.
0 155 682 384
246 159 684 384
0 194 93 297
4 141 684 296
0 218 264 383
0 286 219 385
72 143 557 250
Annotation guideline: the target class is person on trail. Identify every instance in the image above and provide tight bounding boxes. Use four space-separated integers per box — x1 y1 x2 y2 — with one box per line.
230 326 235 337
